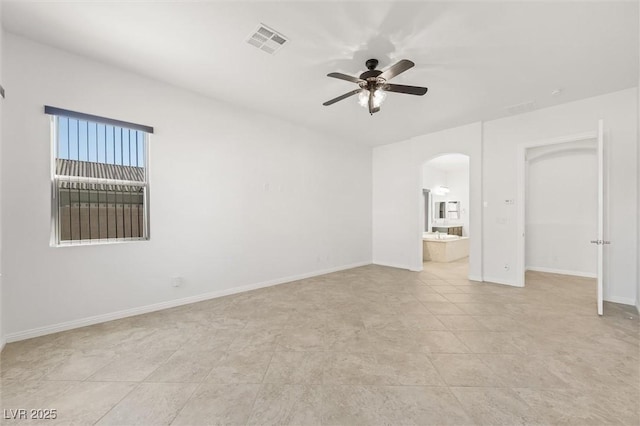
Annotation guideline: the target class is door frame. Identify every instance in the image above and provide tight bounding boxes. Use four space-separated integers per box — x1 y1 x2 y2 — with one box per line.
419 153 474 274
423 189 432 233
515 127 601 288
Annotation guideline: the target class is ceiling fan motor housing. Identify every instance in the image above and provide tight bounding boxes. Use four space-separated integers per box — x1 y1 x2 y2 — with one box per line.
365 58 379 70
359 70 383 80
360 58 383 81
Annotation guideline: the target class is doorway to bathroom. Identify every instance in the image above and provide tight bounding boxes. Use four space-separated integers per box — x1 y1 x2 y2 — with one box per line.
421 154 470 267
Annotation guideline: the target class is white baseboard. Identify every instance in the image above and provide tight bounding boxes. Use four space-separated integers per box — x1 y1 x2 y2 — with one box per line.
372 261 413 271
526 266 597 278
467 275 483 282
5 261 371 343
604 295 636 306
483 276 522 287
485 274 634 306
0 338 5 353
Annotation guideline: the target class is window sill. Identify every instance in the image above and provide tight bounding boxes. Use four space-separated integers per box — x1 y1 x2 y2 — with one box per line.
51 237 150 248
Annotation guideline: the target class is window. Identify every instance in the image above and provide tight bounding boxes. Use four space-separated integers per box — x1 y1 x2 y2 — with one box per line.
46 106 153 245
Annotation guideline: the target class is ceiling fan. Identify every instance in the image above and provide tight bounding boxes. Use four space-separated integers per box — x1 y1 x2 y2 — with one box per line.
322 58 428 115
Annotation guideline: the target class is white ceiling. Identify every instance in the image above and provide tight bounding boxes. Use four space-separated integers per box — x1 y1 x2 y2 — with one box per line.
3 1 638 146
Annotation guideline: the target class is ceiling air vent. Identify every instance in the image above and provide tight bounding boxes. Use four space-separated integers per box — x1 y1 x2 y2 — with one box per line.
505 101 536 115
246 24 288 55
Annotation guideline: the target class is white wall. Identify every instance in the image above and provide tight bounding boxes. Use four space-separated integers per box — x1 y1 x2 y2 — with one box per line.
483 88 638 304
2 34 372 340
422 167 447 202
421 166 445 232
525 146 598 277
443 167 470 237
373 88 638 305
372 122 483 278
0 2 4 349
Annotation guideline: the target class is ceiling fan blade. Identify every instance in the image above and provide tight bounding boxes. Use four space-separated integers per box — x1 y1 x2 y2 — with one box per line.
379 59 415 81
384 84 428 96
368 89 374 114
322 89 362 106
327 72 363 83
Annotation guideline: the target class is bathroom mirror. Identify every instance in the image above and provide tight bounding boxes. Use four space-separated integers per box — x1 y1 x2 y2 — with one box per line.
434 201 446 219
447 201 460 219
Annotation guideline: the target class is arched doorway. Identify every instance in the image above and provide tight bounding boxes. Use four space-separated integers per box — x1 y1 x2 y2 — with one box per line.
420 154 472 274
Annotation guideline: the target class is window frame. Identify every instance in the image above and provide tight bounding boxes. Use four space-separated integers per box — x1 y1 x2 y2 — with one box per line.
48 109 152 247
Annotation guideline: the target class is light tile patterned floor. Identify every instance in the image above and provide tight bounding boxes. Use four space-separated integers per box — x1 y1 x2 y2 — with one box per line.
1 259 638 425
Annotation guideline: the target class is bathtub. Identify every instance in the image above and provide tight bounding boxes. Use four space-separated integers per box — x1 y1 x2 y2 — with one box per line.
423 234 469 262
423 233 460 241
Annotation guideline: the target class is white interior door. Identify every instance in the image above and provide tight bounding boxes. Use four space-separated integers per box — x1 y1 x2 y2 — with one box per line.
595 119 605 315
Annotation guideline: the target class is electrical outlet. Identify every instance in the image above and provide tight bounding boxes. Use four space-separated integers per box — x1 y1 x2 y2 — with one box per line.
171 276 184 288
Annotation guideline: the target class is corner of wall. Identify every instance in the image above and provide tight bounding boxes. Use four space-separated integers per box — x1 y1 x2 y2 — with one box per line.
637 30 640 314
0 1 5 351
637 9 640 314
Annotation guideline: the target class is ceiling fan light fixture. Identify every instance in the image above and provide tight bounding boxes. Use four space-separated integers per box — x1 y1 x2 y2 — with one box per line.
358 90 369 107
373 89 386 107
357 89 387 108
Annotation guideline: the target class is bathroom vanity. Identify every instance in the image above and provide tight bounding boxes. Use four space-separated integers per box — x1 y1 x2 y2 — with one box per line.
431 225 463 236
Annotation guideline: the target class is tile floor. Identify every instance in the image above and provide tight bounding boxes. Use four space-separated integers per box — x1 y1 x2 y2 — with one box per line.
1 259 638 425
